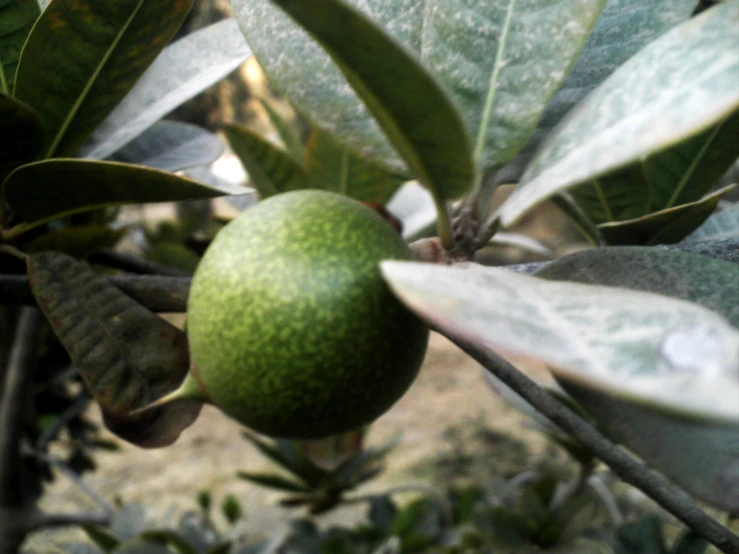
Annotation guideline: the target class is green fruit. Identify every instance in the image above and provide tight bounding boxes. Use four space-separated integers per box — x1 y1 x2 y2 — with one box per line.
159 190 429 439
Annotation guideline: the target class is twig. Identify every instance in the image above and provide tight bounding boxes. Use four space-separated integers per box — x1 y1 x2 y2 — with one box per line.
0 274 190 313
588 473 624 526
0 308 41 506
448 334 739 553
36 393 91 450
26 449 115 516
89 248 192 277
25 511 111 532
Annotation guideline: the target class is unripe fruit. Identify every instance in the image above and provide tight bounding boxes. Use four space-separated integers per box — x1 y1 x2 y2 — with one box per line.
156 190 429 439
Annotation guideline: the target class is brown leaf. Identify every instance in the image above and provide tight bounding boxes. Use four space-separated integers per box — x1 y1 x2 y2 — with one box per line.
27 251 200 447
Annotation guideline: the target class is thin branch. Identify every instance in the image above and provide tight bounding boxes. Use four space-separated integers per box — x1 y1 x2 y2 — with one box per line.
26 449 115 516
0 308 42 506
0 274 190 313
448 333 739 553
36 393 91 450
25 511 111 532
89 248 192 277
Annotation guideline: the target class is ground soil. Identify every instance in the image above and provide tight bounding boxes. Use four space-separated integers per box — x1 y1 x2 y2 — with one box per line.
29 333 568 551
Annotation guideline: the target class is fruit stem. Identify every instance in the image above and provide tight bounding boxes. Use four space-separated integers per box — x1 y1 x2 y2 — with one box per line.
130 373 209 416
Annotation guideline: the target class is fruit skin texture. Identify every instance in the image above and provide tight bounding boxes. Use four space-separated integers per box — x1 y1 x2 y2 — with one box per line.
187 190 429 439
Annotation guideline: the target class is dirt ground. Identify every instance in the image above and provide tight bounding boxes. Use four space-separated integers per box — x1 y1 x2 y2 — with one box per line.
29 333 570 551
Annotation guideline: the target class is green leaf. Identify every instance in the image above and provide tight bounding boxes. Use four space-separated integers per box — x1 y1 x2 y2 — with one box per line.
0 0 39 93
138 530 199 554
381 259 739 422
220 494 243 524
83 525 120 553
681 201 739 243
3 159 243 230
107 121 224 172
223 123 308 198
237 0 474 201
79 18 251 160
24 225 126 259
113 541 172 554
597 185 736 245
27 251 202 447
13 0 194 158
499 1 739 226
304 125 405 204
0 93 44 181
670 531 709 554
236 471 311 493
241 429 327 487
500 0 698 183
570 112 739 225
260 99 305 161
616 516 667 554
146 242 200 274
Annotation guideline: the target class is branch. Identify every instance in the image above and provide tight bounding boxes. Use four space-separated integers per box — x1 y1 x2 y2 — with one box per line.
0 308 42 506
0 274 190 313
448 333 739 552
25 511 111 532
26 449 115 516
89 248 192 277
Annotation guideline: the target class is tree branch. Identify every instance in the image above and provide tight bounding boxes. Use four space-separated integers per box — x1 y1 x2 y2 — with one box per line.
0 274 191 313
89 248 192 277
26 449 115 516
448 333 739 552
0 308 41 506
25 511 111 532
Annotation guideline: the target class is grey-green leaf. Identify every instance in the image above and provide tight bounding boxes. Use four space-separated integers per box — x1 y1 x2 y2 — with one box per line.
3 159 245 229
560 379 739 513
499 1 739 226
107 120 225 172
435 0 606 171
265 0 474 201
0 0 39 93
536 246 739 329
235 0 603 181
78 18 251 160
681 202 739 244
498 0 698 183
381 260 739 422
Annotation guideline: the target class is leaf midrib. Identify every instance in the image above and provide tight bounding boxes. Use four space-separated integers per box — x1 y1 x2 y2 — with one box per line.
473 0 517 168
45 1 145 158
